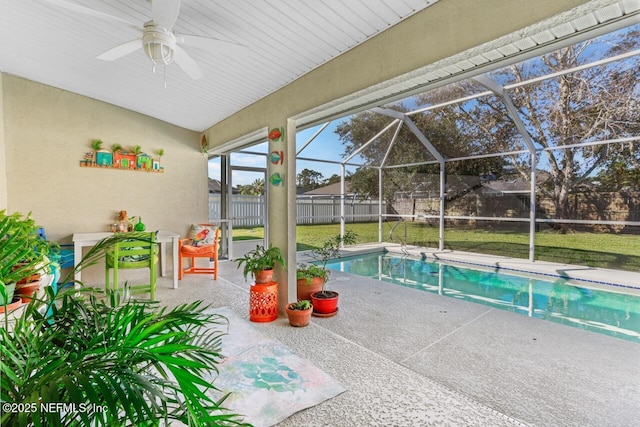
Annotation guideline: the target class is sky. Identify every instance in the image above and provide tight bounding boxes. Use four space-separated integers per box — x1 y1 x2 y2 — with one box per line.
208 120 361 186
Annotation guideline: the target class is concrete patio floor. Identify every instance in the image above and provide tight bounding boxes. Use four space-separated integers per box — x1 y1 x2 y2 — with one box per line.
146 250 640 427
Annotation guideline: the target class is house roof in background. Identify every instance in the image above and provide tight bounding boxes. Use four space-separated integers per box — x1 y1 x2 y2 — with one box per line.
302 181 353 196
208 178 238 194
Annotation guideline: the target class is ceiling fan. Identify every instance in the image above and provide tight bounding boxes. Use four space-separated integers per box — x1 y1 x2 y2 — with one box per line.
42 0 247 80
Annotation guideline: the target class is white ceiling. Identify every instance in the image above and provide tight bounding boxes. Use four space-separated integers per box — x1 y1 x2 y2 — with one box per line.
0 0 439 131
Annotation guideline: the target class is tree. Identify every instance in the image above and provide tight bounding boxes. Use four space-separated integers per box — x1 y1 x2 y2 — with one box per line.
335 106 503 200
596 148 640 192
335 27 640 228
501 30 640 231
324 174 342 186
297 168 324 192
238 178 264 195
155 148 165 167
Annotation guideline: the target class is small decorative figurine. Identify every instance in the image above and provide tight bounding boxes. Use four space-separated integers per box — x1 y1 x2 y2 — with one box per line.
117 210 128 233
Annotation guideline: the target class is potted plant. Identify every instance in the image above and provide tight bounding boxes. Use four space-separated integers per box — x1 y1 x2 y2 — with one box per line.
296 264 326 301
235 244 286 284
0 210 51 311
1 232 246 426
285 299 313 327
307 230 357 316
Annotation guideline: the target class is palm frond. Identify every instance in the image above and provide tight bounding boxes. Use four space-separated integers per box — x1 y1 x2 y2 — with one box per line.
2 232 248 426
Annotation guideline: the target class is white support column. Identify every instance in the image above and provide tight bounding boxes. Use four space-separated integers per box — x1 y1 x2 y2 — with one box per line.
286 119 298 305
379 168 383 243
224 155 233 259
473 75 538 262
439 161 445 251
266 121 295 314
340 163 346 238
529 155 537 262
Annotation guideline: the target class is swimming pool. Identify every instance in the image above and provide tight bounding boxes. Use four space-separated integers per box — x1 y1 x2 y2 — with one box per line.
325 252 640 343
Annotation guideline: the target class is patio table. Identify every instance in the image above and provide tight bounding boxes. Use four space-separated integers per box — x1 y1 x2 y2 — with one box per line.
72 230 180 289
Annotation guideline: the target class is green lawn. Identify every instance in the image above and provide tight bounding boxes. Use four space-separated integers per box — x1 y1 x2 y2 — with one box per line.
232 222 640 272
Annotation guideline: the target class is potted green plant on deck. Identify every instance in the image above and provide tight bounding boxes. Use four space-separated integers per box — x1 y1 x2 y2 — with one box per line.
0 210 51 311
235 244 286 284
296 264 326 301
305 230 357 316
0 232 248 427
285 299 313 327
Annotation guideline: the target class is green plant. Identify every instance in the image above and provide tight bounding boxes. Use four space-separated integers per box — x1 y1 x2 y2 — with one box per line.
0 232 248 426
90 139 103 151
0 211 51 306
296 263 327 285
234 244 286 281
288 300 311 310
155 148 165 167
310 230 357 293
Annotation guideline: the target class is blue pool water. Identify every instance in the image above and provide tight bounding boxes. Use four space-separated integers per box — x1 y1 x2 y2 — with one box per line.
325 252 640 342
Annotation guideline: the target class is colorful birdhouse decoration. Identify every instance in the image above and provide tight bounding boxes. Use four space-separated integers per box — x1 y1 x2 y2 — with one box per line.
137 153 153 170
81 140 165 173
95 150 113 167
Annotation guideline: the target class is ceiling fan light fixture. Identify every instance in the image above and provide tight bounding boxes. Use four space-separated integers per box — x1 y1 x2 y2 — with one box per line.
142 24 176 65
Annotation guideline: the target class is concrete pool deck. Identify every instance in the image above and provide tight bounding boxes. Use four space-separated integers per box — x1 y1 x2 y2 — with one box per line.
146 248 640 427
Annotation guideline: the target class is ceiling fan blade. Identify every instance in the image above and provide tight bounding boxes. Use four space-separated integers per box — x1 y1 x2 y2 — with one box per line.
97 39 142 61
152 0 181 30
40 0 142 31
176 34 249 55
173 46 203 80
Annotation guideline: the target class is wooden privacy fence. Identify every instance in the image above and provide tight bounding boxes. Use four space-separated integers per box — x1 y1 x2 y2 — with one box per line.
208 194 383 226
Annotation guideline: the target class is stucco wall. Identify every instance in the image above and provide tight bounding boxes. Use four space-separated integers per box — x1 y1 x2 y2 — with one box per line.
2 75 206 281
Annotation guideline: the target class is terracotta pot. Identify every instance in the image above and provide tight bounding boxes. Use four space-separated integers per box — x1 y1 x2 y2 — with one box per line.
296 276 324 301
286 303 313 327
0 296 23 313
17 274 41 285
311 291 339 315
16 280 41 301
254 269 274 284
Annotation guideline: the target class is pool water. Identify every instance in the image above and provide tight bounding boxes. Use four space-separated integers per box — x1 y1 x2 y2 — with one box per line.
325 252 640 343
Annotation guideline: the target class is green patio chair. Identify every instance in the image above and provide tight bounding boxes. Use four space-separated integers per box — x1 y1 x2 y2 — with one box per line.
105 231 158 300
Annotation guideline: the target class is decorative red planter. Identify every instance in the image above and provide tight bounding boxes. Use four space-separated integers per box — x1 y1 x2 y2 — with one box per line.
249 281 278 322
310 291 339 316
